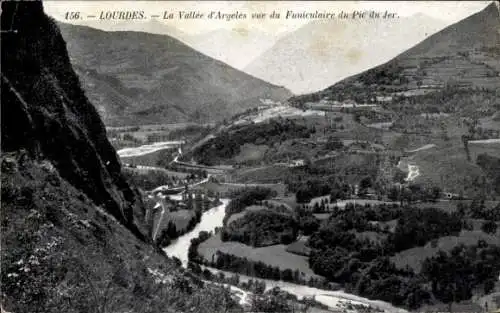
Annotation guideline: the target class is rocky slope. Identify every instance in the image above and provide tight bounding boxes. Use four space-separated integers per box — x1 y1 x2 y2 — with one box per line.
0 2 238 312
1 2 145 236
57 22 291 126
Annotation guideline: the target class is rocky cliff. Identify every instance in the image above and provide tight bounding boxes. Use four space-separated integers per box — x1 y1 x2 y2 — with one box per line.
1 1 145 236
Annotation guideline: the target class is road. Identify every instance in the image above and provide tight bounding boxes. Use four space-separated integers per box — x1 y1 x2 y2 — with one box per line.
117 140 184 158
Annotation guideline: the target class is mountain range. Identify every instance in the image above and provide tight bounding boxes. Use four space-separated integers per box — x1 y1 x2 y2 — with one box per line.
291 2 500 102
245 14 448 94
57 22 291 126
75 19 280 70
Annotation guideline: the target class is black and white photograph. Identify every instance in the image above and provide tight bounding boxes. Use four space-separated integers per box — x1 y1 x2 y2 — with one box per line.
1 1 500 312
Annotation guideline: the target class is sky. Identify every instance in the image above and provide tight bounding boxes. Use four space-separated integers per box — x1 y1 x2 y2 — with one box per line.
44 1 491 37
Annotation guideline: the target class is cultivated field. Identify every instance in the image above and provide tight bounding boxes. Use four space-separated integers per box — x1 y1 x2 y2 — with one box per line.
198 234 320 278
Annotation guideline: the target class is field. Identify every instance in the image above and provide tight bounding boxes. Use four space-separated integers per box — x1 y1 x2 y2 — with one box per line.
355 231 387 245
168 210 197 232
198 233 320 278
233 143 268 164
285 236 311 257
155 209 196 236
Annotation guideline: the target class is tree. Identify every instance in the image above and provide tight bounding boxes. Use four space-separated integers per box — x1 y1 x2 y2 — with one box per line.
326 136 344 150
359 176 373 190
462 135 471 162
251 288 292 313
481 220 498 234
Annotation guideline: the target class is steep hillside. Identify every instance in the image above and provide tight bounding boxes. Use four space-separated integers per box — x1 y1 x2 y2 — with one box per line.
1 3 144 235
245 14 446 94
291 2 500 102
1 2 238 312
57 23 291 126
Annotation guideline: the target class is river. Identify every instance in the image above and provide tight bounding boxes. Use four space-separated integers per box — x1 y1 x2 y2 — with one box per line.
162 197 408 313
163 198 228 266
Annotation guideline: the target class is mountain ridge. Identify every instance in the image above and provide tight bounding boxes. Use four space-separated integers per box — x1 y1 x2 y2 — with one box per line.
57 22 291 126
245 14 448 94
290 2 500 104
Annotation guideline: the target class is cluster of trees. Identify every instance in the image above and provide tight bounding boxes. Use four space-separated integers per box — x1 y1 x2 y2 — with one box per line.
295 181 333 204
394 88 498 116
476 154 500 196
325 136 344 150
307 206 471 309
387 183 442 204
122 168 176 190
192 118 314 165
357 63 407 86
156 221 180 247
295 210 320 236
285 155 383 204
165 165 208 180
123 168 207 191
165 125 213 141
458 199 500 221
481 220 498 234
349 257 430 309
222 210 298 247
308 206 463 254
209 251 326 288
187 230 213 264
223 187 276 224
291 175 359 205
388 208 463 252
309 248 430 309
156 210 202 248
422 243 500 304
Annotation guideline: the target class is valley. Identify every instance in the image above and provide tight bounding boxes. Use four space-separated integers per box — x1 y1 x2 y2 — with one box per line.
109 3 500 307
114 86 499 311
3 1 500 313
